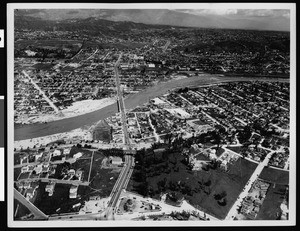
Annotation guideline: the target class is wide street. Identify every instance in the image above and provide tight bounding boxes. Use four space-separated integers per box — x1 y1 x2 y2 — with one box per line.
103 52 135 220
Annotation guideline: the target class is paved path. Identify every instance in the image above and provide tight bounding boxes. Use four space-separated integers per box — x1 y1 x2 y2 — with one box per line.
87 151 94 182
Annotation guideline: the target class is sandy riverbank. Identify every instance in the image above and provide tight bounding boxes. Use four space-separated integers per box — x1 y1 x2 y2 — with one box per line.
16 98 116 125
14 127 92 150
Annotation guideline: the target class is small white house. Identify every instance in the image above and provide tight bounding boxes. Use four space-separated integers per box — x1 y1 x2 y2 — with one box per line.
73 152 83 159
52 149 62 157
69 185 78 199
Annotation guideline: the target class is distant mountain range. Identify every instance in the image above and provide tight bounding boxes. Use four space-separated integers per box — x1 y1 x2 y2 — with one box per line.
14 14 172 33
15 9 290 32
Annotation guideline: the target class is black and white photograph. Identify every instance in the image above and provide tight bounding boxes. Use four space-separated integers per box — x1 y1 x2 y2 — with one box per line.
6 2 296 227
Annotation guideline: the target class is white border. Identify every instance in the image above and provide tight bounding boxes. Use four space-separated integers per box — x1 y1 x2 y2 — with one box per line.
7 3 296 227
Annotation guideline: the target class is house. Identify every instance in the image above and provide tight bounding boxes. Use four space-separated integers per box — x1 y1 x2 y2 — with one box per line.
75 170 83 181
23 181 31 189
69 185 78 199
220 160 228 171
110 156 123 166
26 183 39 200
63 148 71 155
35 152 43 162
26 188 36 200
42 163 49 172
21 166 29 173
68 169 76 175
16 182 24 191
52 149 61 157
45 182 56 196
34 164 43 174
73 152 83 159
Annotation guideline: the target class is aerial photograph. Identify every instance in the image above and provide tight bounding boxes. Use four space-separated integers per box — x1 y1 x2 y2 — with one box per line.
9 3 294 226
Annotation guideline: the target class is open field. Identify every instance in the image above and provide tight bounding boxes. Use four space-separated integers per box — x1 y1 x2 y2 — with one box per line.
188 159 258 219
128 148 258 220
259 167 289 185
33 182 86 215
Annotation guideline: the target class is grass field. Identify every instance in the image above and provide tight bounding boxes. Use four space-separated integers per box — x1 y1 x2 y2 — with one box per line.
14 168 21 181
214 147 226 157
87 150 121 197
128 150 258 220
187 158 258 219
14 153 22 165
259 167 289 185
34 182 74 215
89 168 120 198
226 146 242 154
18 172 30 180
256 183 287 220
32 63 55 71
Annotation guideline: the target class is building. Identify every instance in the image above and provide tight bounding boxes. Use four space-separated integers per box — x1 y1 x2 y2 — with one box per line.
52 149 62 157
110 156 123 166
220 160 228 171
73 152 83 160
34 164 43 174
92 120 113 143
69 185 78 199
45 182 56 196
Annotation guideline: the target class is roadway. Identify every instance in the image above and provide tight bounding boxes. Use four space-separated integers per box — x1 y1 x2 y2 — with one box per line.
102 52 135 220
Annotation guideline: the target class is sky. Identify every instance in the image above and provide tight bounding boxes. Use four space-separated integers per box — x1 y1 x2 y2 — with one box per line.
173 9 290 18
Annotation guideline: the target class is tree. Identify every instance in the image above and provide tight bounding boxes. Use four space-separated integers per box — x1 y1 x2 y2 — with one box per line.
217 197 227 206
76 143 82 148
123 203 128 212
214 191 227 200
204 180 211 187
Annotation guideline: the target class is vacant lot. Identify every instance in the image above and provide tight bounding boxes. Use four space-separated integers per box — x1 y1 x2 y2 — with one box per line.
259 167 289 185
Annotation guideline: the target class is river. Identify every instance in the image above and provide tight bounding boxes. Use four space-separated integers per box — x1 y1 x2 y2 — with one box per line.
14 74 289 141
